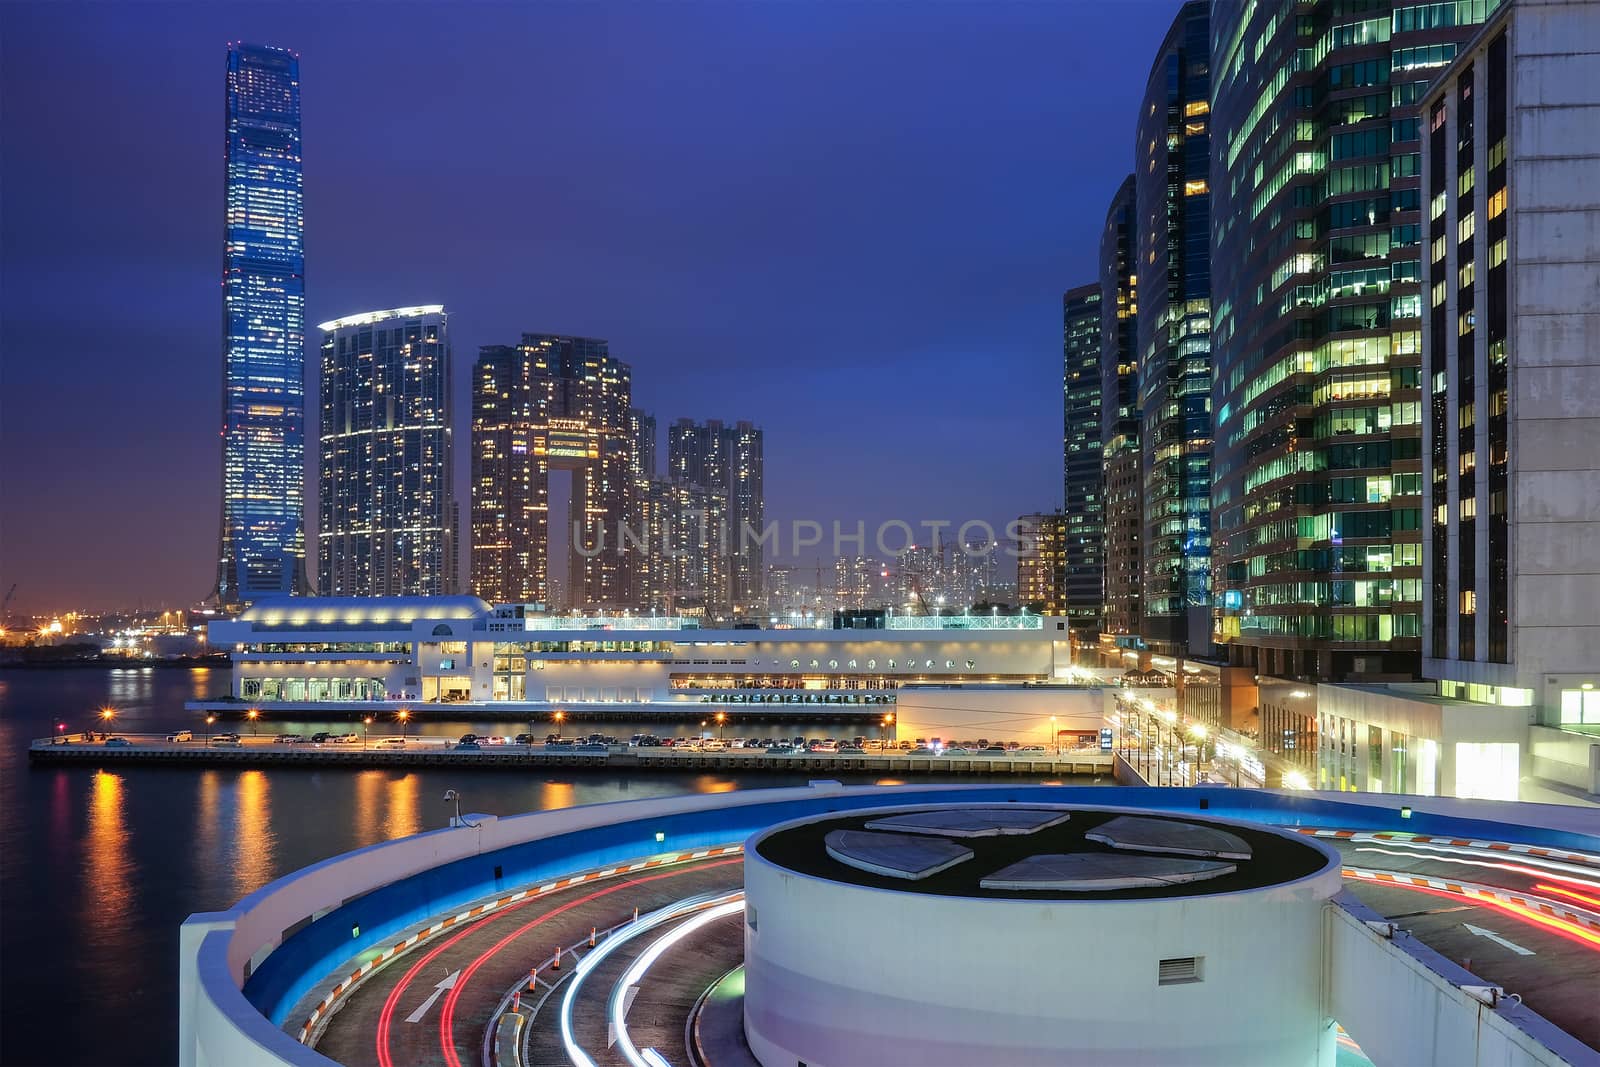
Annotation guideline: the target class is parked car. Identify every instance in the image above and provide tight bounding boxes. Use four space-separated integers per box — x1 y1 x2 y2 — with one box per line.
458 733 479 745
213 733 241 744
810 740 839 753
702 739 728 752
484 735 507 746
273 733 305 744
766 744 796 755
514 733 535 745
454 740 481 750
838 744 866 755
909 746 937 756
1017 745 1047 754
574 743 608 754
104 736 133 747
332 733 360 744
166 730 193 742
377 737 405 748
310 732 331 744
636 735 663 748
212 738 242 748
981 746 1009 756
942 746 975 756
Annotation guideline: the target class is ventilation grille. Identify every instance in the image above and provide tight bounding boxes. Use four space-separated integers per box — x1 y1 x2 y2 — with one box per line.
1158 956 1203 985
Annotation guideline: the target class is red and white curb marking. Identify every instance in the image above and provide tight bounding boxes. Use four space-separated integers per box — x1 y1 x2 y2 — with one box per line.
1341 866 1600 933
296 844 743 1043
1299 828 1600 868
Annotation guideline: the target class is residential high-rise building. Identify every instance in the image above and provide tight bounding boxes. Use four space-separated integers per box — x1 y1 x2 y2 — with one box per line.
317 306 454 596
1210 0 1496 680
644 477 728 618
470 335 632 608
1421 0 1600 718
1062 282 1105 635
1137 1 1213 655
628 408 657 481
666 418 765 615
1101 175 1142 637
214 43 307 605
1016 512 1067 615
834 555 877 612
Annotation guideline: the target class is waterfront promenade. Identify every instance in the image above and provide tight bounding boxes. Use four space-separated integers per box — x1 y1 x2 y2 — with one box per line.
27 733 1114 776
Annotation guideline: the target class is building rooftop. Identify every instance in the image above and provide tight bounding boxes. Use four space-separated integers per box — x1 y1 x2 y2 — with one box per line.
754 805 1332 901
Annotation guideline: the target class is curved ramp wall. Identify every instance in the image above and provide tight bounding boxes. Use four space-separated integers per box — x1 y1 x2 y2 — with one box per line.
179 785 1600 1067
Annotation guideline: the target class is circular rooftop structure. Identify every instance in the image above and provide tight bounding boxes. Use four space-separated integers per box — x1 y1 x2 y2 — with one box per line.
752 803 1327 901
744 803 1343 1067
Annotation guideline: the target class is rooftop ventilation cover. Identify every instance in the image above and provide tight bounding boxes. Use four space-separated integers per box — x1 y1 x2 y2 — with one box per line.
1157 956 1203 986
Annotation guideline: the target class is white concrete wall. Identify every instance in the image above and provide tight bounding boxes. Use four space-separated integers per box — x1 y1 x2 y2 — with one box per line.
743 807 1345 1067
1529 725 1600 793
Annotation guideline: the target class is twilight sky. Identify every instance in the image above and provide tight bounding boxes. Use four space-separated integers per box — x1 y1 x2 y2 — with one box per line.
0 1 1179 614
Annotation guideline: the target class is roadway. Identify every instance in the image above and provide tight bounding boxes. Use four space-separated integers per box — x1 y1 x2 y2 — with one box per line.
1319 832 1600 1052
303 828 1600 1066
311 854 745 1067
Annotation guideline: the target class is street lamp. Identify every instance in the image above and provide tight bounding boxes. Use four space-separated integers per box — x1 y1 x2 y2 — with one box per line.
363 715 373 750
1188 723 1208 776
716 710 726 740
397 708 410 740
98 707 115 739
205 714 216 744
553 710 565 740
246 708 259 737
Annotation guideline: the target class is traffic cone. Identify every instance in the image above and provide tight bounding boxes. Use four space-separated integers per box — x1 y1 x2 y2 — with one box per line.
589 927 596 947
551 947 561 971
528 967 538 990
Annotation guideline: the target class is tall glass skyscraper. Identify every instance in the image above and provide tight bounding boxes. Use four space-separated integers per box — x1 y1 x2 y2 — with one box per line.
1062 283 1104 636
1136 0 1213 654
1210 0 1496 682
1101 175 1142 638
214 43 307 605
318 306 454 597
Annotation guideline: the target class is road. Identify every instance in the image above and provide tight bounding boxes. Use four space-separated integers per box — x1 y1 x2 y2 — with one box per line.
1320 832 1600 1052
312 855 745 1067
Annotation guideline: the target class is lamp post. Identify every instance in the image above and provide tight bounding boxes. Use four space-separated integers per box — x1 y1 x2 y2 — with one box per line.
363 715 373 750
99 706 115 739
205 714 216 745
246 708 259 737
882 712 894 743
1188 723 1208 782
716 710 726 740
397 708 410 741
553 709 565 740
1050 715 1059 756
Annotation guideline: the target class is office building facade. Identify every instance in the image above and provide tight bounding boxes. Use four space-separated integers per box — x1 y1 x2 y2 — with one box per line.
1016 512 1067 615
1137 1 1213 654
214 43 308 604
1101 175 1142 637
470 335 632 609
1062 282 1104 635
1210 0 1498 680
317 306 454 597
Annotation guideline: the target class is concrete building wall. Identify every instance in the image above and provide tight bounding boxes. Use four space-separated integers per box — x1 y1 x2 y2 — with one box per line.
743 809 1342 1067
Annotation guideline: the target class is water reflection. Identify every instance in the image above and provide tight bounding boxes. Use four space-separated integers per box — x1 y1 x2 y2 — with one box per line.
385 774 420 839
83 770 133 962
231 770 275 898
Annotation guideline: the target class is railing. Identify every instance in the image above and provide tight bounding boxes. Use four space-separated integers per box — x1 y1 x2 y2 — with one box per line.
883 615 1044 630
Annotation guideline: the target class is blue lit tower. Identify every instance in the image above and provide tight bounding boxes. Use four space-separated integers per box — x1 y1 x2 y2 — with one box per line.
214 43 308 605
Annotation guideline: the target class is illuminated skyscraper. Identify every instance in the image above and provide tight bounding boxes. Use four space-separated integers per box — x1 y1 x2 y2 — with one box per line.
1062 282 1104 635
667 418 765 615
1210 0 1495 681
1101 175 1142 637
470 335 632 608
1137 1 1212 654
214 42 307 605
318 306 454 596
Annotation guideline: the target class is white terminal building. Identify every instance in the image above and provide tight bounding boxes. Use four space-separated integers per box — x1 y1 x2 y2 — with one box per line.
201 597 1106 744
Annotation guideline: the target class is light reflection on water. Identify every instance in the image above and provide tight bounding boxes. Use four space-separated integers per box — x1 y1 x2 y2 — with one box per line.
0 667 1097 1066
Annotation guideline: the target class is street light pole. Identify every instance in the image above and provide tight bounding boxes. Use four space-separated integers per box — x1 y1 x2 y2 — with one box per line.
247 708 259 737
363 716 372 750
206 714 216 745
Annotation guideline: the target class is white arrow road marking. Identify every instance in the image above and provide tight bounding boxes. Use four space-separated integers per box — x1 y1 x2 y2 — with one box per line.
1463 923 1535 956
405 968 461 1022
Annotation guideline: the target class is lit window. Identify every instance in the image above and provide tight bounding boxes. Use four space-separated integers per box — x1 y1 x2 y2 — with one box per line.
1184 100 1209 117
1184 179 1208 196
1487 187 1506 219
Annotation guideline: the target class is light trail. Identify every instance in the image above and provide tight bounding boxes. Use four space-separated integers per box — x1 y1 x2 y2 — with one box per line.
610 898 746 1067
1351 845 1600 894
1343 869 1600 951
1534 882 1600 912
559 890 745 1067
433 860 741 1067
